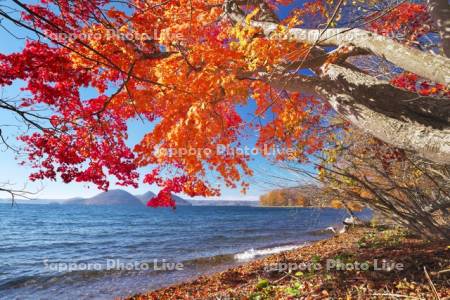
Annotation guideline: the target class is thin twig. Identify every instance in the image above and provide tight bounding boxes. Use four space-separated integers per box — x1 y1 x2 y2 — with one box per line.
424 266 440 300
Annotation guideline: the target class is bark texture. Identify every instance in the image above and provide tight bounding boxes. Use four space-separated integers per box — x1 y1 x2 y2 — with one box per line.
268 65 450 164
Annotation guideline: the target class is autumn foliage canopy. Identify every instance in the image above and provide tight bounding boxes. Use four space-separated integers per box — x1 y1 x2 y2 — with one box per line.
0 0 447 206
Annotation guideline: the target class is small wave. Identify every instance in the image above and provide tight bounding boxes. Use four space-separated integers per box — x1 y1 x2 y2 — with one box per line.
182 254 235 267
307 227 339 236
234 244 305 261
0 267 142 291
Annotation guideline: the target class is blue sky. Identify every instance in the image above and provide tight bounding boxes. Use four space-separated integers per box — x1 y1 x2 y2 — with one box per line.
0 0 313 200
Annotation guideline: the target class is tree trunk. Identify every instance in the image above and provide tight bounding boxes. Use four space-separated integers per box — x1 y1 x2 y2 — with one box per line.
226 0 450 163
268 67 450 164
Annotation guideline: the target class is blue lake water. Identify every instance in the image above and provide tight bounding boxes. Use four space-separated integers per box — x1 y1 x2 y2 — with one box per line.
0 204 370 299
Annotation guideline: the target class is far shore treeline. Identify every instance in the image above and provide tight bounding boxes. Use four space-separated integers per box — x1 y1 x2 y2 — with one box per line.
259 185 364 211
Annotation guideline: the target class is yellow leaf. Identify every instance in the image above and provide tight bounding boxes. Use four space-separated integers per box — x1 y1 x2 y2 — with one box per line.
245 8 260 25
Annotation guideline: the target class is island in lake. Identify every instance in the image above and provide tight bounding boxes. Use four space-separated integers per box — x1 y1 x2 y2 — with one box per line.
63 190 192 206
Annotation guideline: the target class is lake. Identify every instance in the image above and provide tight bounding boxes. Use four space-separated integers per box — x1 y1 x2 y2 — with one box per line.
0 204 370 299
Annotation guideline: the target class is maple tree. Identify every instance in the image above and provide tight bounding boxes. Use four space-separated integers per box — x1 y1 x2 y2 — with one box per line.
0 0 448 207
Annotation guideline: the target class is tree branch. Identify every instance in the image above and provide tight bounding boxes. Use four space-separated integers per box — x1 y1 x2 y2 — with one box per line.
264 66 450 164
224 0 450 85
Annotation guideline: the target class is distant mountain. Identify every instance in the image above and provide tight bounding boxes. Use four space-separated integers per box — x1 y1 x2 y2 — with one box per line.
1 195 256 207
170 194 192 206
64 197 84 204
189 200 259 207
0 199 51 205
136 191 156 203
65 190 143 206
136 191 192 206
